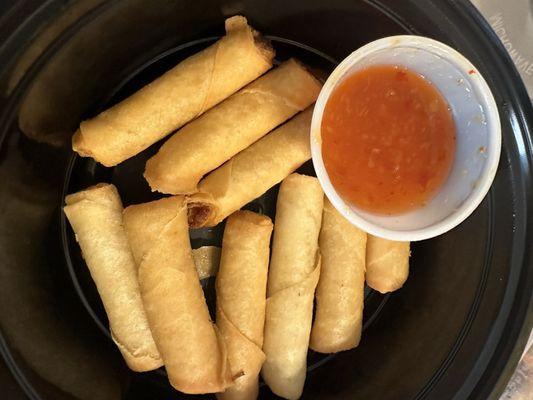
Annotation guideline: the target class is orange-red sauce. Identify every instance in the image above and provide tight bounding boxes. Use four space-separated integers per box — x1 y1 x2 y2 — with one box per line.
322 64 456 215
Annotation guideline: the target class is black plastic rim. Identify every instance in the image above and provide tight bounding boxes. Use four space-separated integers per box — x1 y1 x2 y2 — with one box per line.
0 1 530 400
58 34 391 389
365 3 532 400
370 2 532 399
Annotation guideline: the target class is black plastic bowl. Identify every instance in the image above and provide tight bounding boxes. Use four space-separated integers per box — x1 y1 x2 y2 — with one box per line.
0 1 531 400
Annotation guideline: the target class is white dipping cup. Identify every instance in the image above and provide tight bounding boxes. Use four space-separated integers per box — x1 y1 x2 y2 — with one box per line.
311 35 501 241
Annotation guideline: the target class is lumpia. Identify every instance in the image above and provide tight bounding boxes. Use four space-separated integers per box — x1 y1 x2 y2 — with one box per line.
144 59 321 194
123 196 232 394
73 16 274 166
310 198 366 353
216 211 272 400
63 183 162 372
261 174 323 400
187 108 313 228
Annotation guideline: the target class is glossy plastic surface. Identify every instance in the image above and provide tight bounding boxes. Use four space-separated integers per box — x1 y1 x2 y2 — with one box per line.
0 1 531 400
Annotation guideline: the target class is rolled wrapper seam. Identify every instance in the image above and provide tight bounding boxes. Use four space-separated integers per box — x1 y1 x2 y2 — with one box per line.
63 183 162 372
261 173 323 400
262 258 321 400
144 59 321 194
73 16 274 166
310 199 367 353
216 210 272 400
187 108 313 228
110 332 161 366
123 196 232 394
217 306 266 377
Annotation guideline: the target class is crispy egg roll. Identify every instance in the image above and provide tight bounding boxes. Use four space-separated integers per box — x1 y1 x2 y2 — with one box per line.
123 197 232 394
63 183 162 372
310 198 367 353
366 235 410 293
262 174 323 400
144 59 321 194
73 16 274 166
187 108 313 228
216 211 273 400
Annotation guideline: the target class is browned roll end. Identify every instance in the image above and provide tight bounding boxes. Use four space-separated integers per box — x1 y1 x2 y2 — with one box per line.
187 202 215 228
225 15 274 64
71 129 90 157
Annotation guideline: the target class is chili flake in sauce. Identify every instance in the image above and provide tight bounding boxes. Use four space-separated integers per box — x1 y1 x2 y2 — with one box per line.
321 64 456 215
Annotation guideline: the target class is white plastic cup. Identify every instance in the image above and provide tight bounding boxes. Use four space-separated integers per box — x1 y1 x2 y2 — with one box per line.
311 35 501 241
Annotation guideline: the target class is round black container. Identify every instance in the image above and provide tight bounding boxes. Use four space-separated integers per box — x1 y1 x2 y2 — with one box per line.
0 1 531 400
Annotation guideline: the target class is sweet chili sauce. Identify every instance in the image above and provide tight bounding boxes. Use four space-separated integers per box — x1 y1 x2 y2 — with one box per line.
321 64 456 215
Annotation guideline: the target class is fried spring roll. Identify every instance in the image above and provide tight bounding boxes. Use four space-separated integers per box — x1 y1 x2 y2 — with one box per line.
144 59 321 194
310 198 367 353
366 235 410 293
262 174 323 400
187 108 313 228
63 183 162 372
123 197 232 394
216 211 273 400
73 16 274 166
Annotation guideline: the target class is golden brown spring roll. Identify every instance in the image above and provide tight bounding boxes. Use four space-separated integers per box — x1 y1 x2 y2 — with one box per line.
262 174 323 400
123 196 232 394
310 198 367 353
144 59 321 194
187 108 313 228
216 211 273 400
72 16 274 166
63 183 162 372
366 235 410 293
